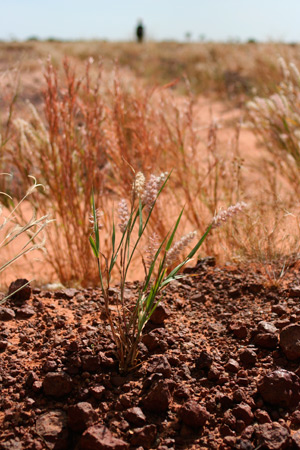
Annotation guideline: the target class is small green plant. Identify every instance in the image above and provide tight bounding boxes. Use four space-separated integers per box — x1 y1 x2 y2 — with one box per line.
90 171 247 372
0 174 51 304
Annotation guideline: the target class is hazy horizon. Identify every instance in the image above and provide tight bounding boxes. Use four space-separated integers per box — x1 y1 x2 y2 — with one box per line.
1 0 300 44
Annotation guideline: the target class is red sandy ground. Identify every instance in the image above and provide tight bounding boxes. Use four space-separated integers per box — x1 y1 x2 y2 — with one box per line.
0 259 300 449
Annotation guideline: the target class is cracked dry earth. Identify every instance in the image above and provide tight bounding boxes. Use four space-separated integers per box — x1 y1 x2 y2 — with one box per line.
1 259 300 450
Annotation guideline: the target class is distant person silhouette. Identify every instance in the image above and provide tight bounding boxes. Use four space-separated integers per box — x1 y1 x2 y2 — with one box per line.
136 20 144 43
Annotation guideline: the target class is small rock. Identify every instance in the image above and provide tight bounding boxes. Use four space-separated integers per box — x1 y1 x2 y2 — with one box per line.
228 287 242 299
147 355 172 377
26 371 39 388
257 321 277 334
220 423 236 437
232 388 248 403
218 393 233 410
239 348 257 367
124 407 146 426
272 304 287 316
248 283 263 294
254 333 278 349
225 359 240 373
288 287 300 298
130 424 156 449
256 422 291 450
207 363 221 381
68 402 97 432
173 384 190 399
280 324 300 360
16 305 35 319
292 430 300 448
179 400 209 428
43 372 73 398
32 380 43 392
290 410 300 428
90 385 105 400
142 332 160 351
189 292 206 303
8 279 31 304
54 288 78 299
234 438 254 450
257 369 300 408
42 360 58 373
36 410 68 450
232 403 253 426
195 350 213 370
80 425 129 450
0 340 8 350
150 303 170 324
0 439 23 450
254 409 272 424
143 380 171 412
62 288 78 299
0 307 15 321
142 329 167 352
99 352 116 369
229 322 248 339
81 354 102 372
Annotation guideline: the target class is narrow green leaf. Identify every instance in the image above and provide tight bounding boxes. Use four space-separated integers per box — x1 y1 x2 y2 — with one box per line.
112 221 116 255
165 207 184 251
89 236 99 258
143 234 168 293
186 225 212 260
138 199 143 238
161 226 212 288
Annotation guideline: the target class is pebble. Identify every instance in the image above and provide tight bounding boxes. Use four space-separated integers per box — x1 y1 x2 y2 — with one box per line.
130 424 157 449
150 303 170 324
124 407 146 426
80 425 129 450
35 410 68 449
279 324 300 360
179 400 209 428
255 422 291 450
257 369 300 408
143 380 171 412
0 307 15 321
43 372 73 398
67 402 98 432
8 279 31 304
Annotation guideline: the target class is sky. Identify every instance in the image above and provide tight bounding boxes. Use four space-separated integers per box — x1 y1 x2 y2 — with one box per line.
1 0 300 43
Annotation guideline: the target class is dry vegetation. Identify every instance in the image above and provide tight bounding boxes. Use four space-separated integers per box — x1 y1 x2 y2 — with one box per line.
1 40 300 288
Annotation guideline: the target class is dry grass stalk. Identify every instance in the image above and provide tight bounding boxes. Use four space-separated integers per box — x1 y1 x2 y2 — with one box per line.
8 58 109 286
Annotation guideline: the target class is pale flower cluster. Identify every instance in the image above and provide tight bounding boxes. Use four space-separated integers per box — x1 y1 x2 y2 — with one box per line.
141 172 168 209
211 202 247 229
145 232 160 267
118 199 130 233
133 172 146 198
165 230 197 268
89 208 104 230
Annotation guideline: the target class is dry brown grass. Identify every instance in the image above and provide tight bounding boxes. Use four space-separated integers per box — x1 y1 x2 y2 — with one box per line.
2 40 300 101
1 42 300 287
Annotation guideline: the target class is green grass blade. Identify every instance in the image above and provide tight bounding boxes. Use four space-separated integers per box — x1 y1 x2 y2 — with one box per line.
186 225 212 259
165 207 184 251
138 198 143 238
142 234 168 292
112 221 116 255
89 236 99 258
